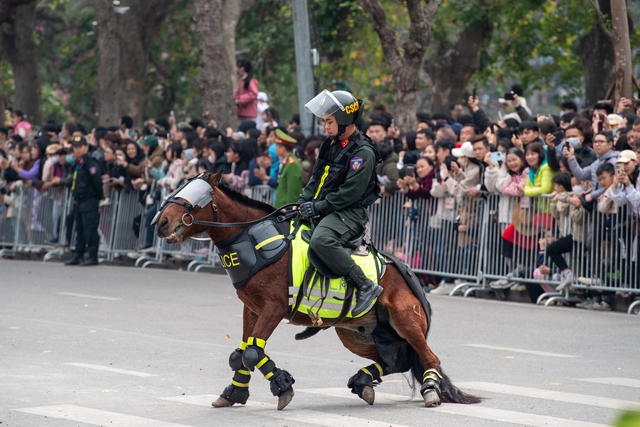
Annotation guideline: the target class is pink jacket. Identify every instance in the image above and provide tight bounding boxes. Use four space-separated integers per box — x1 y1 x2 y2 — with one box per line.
234 78 259 118
501 168 528 197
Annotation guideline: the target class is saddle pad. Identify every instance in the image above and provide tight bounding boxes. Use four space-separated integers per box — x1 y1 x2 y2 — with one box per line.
289 224 383 319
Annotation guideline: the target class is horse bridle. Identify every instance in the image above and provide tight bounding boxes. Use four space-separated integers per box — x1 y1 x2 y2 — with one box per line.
151 173 299 229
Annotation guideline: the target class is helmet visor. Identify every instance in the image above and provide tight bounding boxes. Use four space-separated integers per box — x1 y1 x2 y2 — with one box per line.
304 89 345 119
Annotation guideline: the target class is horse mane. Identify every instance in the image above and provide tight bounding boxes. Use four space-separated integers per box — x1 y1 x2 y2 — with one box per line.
216 182 275 214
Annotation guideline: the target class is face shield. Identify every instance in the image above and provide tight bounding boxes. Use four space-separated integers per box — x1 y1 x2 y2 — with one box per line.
304 89 345 119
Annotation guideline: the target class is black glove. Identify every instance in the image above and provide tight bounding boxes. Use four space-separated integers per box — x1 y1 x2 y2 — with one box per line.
299 201 318 218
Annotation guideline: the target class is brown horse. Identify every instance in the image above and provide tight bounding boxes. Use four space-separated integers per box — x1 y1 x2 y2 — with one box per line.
154 172 480 410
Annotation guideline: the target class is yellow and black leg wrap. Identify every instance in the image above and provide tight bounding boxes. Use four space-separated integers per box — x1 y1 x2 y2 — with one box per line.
347 363 384 397
220 342 251 405
241 337 267 370
255 354 295 397
420 369 443 401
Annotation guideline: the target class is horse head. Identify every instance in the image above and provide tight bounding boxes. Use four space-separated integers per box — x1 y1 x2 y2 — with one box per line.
153 172 223 244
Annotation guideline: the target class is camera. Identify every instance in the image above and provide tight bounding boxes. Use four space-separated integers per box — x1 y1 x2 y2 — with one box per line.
504 92 515 101
405 165 416 177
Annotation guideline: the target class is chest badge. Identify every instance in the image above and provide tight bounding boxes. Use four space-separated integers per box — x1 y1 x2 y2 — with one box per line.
89 166 97 175
349 156 363 172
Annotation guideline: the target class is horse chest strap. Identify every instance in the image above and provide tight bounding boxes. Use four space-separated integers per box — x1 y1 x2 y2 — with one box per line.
216 220 291 290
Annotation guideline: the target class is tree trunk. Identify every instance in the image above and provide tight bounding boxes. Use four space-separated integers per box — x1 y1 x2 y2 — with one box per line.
575 0 615 106
358 0 442 133
222 0 257 91
94 0 175 128
1 0 41 125
194 0 236 130
609 0 632 103
425 15 492 115
0 46 5 127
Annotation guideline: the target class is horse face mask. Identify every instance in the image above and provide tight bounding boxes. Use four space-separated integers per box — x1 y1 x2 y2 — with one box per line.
151 176 213 226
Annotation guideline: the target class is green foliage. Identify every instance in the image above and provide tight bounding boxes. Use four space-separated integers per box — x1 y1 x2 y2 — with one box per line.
145 0 201 121
35 0 98 125
236 0 299 123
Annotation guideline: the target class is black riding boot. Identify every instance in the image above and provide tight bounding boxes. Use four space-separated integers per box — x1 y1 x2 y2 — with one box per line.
64 254 83 266
348 265 382 317
80 253 99 266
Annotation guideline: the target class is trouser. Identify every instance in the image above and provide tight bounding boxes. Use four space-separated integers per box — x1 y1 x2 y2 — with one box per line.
546 235 573 271
73 199 100 257
309 213 363 277
144 202 158 247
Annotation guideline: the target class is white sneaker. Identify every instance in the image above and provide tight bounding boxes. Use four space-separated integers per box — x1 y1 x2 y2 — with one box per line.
139 246 156 253
556 271 573 291
576 298 594 309
512 284 527 292
577 277 600 286
490 279 509 289
127 251 142 260
592 301 612 311
430 283 456 295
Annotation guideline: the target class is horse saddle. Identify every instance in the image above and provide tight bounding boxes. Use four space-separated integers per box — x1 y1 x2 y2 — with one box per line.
301 229 365 279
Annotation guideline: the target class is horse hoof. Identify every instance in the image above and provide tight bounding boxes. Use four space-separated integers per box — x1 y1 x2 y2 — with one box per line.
423 389 441 407
361 386 375 405
277 388 294 410
212 397 235 407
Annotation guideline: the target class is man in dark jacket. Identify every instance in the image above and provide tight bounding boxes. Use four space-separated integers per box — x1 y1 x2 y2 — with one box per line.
299 89 383 316
60 136 104 266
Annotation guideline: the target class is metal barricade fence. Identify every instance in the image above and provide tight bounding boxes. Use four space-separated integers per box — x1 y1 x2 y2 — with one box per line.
0 184 72 257
108 189 147 261
1 181 639 314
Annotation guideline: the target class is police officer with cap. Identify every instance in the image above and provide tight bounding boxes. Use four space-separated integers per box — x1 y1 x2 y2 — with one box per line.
273 128 302 208
299 89 383 316
63 136 104 266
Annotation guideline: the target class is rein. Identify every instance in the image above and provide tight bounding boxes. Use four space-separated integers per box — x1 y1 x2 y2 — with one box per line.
179 201 300 228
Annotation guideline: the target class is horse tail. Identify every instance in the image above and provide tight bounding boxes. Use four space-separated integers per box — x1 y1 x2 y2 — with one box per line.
409 354 482 404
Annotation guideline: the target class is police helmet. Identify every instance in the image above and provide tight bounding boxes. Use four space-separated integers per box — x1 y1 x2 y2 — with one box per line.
304 89 364 126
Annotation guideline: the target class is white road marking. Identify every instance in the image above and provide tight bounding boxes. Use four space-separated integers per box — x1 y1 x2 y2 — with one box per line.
458 382 640 410
298 387 608 427
56 292 121 301
65 362 158 377
465 344 579 358
160 394 412 427
17 404 190 426
578 377 640 389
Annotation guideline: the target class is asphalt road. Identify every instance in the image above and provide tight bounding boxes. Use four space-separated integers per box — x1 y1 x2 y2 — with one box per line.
1 259 639 427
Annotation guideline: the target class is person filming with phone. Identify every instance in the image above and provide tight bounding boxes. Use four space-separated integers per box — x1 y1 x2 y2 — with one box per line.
397 157 436 200
611 150 640 214
565 131 619 202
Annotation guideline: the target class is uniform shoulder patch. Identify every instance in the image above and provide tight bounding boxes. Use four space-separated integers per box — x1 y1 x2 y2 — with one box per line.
89 166 97 175
349 156 363 172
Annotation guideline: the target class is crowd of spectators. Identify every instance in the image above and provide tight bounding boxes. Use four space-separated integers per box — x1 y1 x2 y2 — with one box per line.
1 78 640 312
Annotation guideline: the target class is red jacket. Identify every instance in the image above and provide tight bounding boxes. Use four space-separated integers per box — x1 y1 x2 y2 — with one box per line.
234 78 259 118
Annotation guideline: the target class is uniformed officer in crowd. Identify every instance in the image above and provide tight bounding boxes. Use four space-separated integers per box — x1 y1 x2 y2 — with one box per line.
273 128 302 208
298 89 383 316
61 136 104 266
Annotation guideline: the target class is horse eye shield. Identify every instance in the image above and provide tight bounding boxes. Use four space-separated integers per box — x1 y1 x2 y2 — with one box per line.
150 178 213 226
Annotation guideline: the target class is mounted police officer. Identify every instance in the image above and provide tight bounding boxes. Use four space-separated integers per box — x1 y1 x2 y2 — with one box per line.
298 89 383 317
63 136 104 266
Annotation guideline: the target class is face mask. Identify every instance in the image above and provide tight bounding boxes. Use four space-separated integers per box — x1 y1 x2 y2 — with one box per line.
572 185 583 194
566 137 581 149
208 155 215 164
50 155 60 164
66 155 73 163
457 158 468 167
